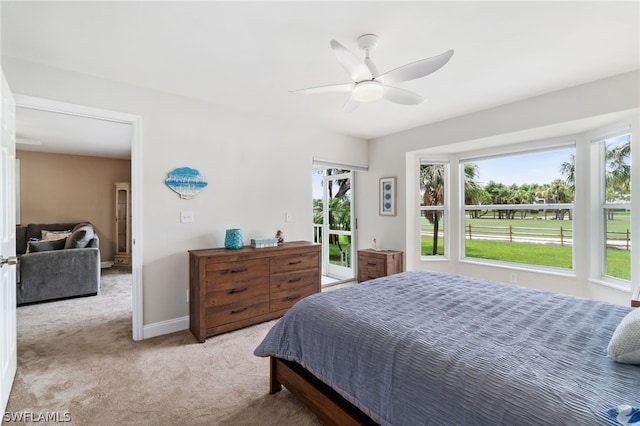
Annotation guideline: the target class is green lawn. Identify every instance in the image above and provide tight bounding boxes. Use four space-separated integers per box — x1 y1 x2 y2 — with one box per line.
606 249 631 280
421 236 631 280
325 235 352 267
465 240 573 269
421 237 444 256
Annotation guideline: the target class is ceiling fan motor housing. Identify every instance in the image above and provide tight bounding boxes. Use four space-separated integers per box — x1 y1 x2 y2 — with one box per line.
357 34 379 51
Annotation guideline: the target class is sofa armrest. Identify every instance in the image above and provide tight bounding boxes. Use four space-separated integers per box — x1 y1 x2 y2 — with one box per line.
18 247 100 305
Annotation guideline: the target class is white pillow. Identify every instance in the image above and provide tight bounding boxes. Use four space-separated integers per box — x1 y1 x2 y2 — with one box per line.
607 308 640 364
41 230 71 241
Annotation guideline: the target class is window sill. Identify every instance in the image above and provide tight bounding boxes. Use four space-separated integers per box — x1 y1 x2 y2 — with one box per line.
459 257 576 278
588 277 632 293
419 256 449 262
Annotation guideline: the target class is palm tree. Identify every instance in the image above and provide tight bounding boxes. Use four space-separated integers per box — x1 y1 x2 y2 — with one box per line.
549 178 573 220
560 154 575 188
464 163 487 219
325 168 351 198
604 138 630 219
420 164 445 255
606 140 631 198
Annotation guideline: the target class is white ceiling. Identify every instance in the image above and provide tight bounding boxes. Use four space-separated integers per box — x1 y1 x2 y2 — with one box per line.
2 1 639 159
15 107 133 159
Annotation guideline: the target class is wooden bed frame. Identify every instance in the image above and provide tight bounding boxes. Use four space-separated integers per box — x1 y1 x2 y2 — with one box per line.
269 357 379 426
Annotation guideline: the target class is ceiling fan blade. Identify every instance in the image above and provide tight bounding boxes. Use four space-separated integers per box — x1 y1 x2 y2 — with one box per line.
330 40 372 82
383 86 425 105
290 82 354 95
343 96 359 113
377 49 454 85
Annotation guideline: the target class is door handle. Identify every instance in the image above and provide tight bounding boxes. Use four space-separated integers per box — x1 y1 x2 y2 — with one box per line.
0 255 18 268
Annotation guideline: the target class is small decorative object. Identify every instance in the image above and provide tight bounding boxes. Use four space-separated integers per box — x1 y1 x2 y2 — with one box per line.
372 237 378 250
251 238 279 249
224 229 243 249
275 229 285 245
165 167 208 199
379 177 396 216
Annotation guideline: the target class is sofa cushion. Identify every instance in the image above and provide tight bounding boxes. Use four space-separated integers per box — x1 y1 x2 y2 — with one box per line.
26 223 80 241
64 225 95 249
42 230 72 241
28 238 66 252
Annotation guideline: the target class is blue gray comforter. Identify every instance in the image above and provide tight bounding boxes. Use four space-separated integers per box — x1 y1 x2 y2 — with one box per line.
254 271 640 425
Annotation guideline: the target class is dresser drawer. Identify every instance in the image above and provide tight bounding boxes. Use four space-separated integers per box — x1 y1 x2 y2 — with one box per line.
205 279 268 308
359 257 386 277
270 269 319 312
205 258 269 290
270 251 319 274
205 299 269 327
358 266 385 282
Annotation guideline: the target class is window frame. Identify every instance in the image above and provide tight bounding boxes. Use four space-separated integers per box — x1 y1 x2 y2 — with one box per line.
459 143 577 272
418 159 450 260
590 129 632 288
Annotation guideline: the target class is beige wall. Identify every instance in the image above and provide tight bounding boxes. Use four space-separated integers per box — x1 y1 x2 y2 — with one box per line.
17 150 131 262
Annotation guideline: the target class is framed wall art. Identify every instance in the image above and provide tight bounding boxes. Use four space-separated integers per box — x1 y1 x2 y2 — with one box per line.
379 177 396 216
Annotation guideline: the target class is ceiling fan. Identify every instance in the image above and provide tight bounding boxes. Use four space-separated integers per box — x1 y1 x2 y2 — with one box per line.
291 34 454 112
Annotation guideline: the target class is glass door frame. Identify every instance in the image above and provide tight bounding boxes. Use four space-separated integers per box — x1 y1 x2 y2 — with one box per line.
314 168 356 282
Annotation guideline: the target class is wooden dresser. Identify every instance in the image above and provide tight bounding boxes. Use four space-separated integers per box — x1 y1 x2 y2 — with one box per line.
357 249 404 282
189 241 320 342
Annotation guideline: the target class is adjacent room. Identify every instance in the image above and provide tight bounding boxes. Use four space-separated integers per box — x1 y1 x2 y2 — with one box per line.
1 1 638 424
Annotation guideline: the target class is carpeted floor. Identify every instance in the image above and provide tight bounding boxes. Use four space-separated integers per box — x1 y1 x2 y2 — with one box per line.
6 269 322 425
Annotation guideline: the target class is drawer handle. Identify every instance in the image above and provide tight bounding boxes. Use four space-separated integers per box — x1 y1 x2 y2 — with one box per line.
288 260 302 265
231 307 248 314
228 287 248 294
288 277 302 283
367 262 377 266
285 295 301 301
231 267 248 273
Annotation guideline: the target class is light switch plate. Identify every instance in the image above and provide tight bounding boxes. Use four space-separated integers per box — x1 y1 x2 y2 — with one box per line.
180 210 194 223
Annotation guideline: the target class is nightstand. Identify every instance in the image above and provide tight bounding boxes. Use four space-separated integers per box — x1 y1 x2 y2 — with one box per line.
357 249 404 282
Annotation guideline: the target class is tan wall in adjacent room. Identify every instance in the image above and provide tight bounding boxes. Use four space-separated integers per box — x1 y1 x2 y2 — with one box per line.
17 150 131 263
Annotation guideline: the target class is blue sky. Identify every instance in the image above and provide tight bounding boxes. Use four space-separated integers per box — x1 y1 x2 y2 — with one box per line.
312 147 575 198
472 148 575 187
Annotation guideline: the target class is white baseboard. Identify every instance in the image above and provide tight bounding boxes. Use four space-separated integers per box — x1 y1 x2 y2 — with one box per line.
143 316 189 339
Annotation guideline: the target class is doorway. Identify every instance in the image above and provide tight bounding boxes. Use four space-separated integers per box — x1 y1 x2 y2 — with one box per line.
313 168 356 285
13 94 144 340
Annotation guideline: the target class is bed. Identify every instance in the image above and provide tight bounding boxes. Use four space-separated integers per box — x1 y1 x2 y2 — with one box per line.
254 270 640 425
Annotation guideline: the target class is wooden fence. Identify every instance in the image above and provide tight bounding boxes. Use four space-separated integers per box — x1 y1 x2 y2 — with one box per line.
462 224 630 250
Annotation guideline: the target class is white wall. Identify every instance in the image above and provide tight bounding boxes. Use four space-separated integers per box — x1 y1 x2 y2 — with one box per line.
359 70 640 306
3 57 368 333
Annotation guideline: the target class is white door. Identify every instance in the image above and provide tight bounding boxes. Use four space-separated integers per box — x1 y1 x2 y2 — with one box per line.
322 170 355 280
0 69 17 414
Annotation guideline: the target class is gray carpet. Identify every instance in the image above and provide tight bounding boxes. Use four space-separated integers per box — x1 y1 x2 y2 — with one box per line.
7 269 321 425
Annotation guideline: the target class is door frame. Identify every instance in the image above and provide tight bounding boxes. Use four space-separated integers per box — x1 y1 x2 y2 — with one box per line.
323 170 355 280
315 168 357 282
1 69 18 416
13 95 144 340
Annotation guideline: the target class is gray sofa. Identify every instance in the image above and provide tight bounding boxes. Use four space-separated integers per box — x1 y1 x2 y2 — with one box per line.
16 222 100 305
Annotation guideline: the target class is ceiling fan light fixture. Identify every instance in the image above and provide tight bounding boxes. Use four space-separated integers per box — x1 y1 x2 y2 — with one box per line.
352 81 384 102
